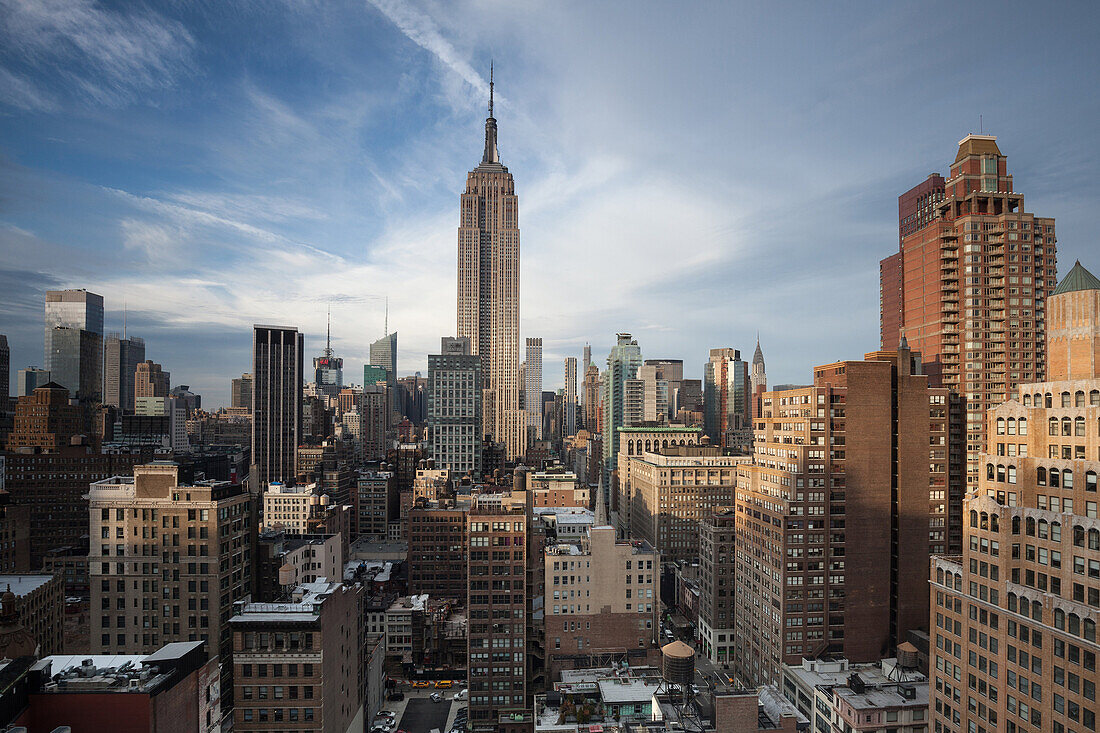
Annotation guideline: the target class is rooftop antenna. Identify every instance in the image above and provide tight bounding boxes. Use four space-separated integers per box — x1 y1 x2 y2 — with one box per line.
123 301 127 339
980 114 983 134
325 304 332 358
384 296 389 337
488 60 494 118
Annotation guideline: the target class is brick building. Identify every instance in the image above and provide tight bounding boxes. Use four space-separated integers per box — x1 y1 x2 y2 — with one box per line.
0 574 64 656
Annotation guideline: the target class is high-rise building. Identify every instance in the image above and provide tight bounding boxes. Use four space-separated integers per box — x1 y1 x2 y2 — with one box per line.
615 426 703 538
103 334 145 412
524 338 543 443
251 325 303 490
89 462 252 701
602 334 643 477
314 314 344 402
582 364 600 432
408 506 468 599
428 337 482 476
0 334 8 411
698 509 738 665
467 505 527 731
564 357 577 438
750 336 767 418
231 579 364 732
879 136 1056 491
231 373 253 412
636 364 669 424
929 260 1100 733
16 367 50 397
543 525 659 677
44 289 103 429
733 345 960 687
134 360 170 403
644 359 683 419
704 347 750 450
4 382 79 452
369 331 397 421
457 70 524 459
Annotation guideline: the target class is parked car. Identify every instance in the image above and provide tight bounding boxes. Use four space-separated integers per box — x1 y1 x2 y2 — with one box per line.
412 680 430 688
387 691 405 701
435 680 453 689
452 688 468 701
430 692 444 702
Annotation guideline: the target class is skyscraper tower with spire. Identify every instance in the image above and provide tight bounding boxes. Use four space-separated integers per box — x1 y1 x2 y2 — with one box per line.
750 335 766 419
458 64 524 458
314 306 343 400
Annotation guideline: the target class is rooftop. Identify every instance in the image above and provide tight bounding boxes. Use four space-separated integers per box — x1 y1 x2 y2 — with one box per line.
0 575 57 596
1053 260 1100 295
231 579 342 623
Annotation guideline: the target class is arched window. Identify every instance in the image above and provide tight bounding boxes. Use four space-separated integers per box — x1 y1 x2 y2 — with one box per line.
1008 593 1017 612
1012 516 1022 535
1055 608 1066 630
627 440 634 456
1074 525 1085 547
1045 392 1053 408
645 440 651 453
997 465 1006 482
1086 619 1097 643
1036 392 1044 406
1051 469 1060 488
1049 417 1059 436
1026 517 1036 536
1038 519 1048 539
1089 528 1100 551
1050 521 1060 541
1061 391 1072 407
1062 417 1072 436
937 568 944 584
1032 600 1042 621
1019 418 1027 436
662 439 669 449
987 464 996 480
991 514 999 532
996 417 1006 435
1024 394 1032 406
1075 390 1085 407
1064 470 1074 490
1008 465 1017 484
980 512 989 530
1090 389 1099 407
970 510 979 528
1087 471 1097 493
1075 416 1085 436
1037 467 1047 486
1007 417 1017 435
1069 613 1081 635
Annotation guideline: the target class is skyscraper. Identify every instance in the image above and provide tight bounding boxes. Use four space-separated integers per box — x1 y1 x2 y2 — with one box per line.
564 357 577 437
44 289 103 429
601 333 642 476
644 359 683 419
879 135 1056 491
16 367 51 397
636 363 669 423
0 334 8 411
103 333 145 412
524 337 543 443
231 373 253 412
251 325 303 490
750 336 767 418
314 311 343 401
703 347 750 449
457 68 524 459
583 364 600 432
369 331 397 423
134 360 169 401
428 337 482 476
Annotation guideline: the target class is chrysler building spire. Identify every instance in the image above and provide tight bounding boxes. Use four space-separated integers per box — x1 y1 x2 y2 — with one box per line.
482 62 499 165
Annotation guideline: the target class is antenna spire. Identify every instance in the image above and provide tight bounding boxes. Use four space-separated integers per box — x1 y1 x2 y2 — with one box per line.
481 62 499 164
325 304 332 358
489 60 494 118
123 300 127 339
384 296 389 337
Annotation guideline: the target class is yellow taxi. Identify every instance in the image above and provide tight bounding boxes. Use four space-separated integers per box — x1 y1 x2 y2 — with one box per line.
411 680 429 688
434 680 453 689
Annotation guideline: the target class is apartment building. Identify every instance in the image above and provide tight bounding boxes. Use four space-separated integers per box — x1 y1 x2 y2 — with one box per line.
614 426 702 538
698 509 737 665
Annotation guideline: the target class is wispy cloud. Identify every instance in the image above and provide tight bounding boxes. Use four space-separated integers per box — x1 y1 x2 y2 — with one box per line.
0 0 194 107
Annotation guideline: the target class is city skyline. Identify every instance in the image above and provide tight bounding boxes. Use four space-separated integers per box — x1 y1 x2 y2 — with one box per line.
2 2 1100 408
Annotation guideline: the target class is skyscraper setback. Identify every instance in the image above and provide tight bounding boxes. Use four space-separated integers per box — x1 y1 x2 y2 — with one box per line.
880 135 1057 490
457 69 524 459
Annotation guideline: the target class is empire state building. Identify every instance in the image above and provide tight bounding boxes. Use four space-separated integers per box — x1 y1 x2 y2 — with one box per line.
457 69 525 458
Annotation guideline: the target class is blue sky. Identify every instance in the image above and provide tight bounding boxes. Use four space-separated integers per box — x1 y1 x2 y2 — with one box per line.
2 1 1099 407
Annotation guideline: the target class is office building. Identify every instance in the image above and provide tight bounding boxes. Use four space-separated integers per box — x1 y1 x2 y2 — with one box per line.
704 347 750 450
314 315 344 402
698 509 737 664
0 491 31 573
409 506 468 599
135 360 170 403
879 136 1057 491
467 506 527 731
262 481 322 533
370 331 398 423
525 338 543 443
8 641 221 733
457 71 524 460
0 573 64 656
231 579 364 732
733 345 960 687
0 335 7 411
231 373 253 412
582 364 600 433
637 364 669 424
44 289 103 431
565 357 577 438
104 334 146 411
544 525 659 676
428 336 483 476
782 657 928 733
16 366 51 397
89 462 253 699
625 445 744 563
644 359 683 419
251 325 304 490
5 382 80 451
602 333 643 477
929 260 1100 733
355 468 394 539
615 426 702 538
